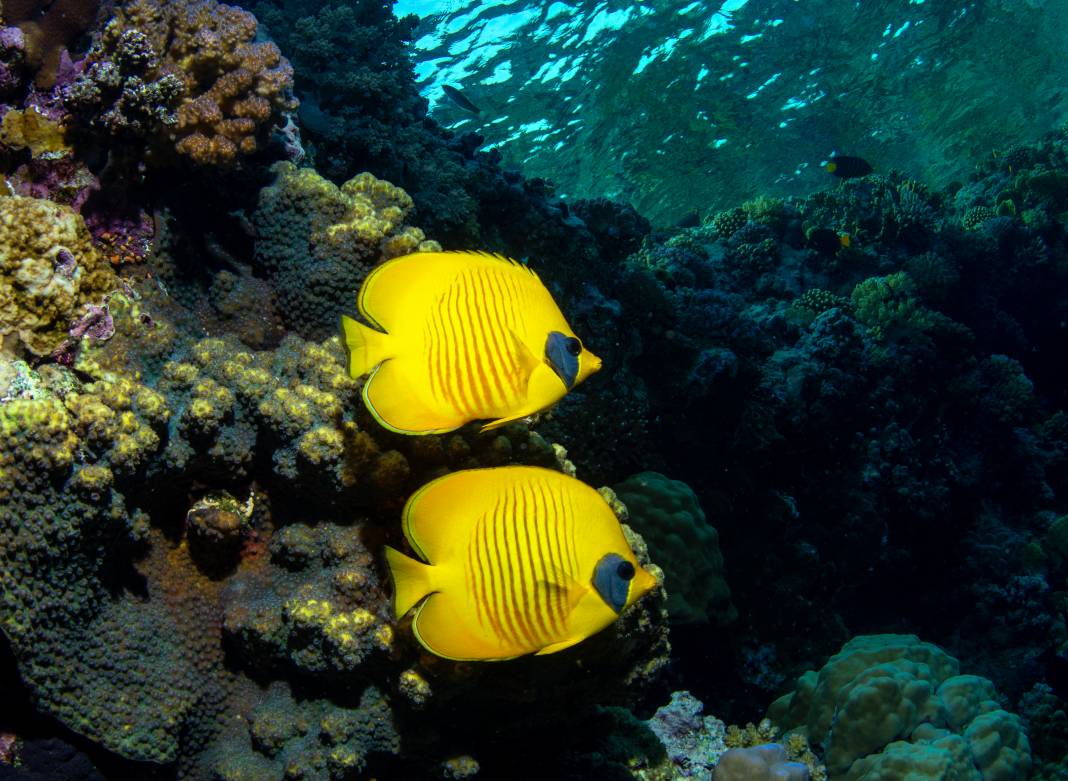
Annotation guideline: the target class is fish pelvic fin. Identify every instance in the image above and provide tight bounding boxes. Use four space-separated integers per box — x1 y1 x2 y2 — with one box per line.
535 635 585 655
340 314 390 379
385 545 436 619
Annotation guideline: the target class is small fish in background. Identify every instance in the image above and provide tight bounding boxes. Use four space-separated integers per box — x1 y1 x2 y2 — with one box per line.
340 250 601 435
384 466 659 660
825 154 873 179
441 84 481 115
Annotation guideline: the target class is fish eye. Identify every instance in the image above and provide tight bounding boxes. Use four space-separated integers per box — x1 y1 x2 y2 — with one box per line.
566 337 582 356
616 561 635 581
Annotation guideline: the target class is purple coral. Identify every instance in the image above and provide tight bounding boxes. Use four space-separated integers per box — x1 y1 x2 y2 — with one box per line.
0 26 26 96
69 304 114 343
646 691 726 778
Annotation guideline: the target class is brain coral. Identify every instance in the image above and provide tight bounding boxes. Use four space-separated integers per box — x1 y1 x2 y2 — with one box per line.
252 161 439 339
0 194 116 357
85 0 296 165
613 471 736 626
768 634 1032 780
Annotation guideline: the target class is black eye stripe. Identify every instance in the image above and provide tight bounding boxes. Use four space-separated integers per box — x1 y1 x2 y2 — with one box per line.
566 337 581 356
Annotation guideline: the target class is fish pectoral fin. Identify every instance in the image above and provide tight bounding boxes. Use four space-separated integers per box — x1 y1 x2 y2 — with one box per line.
505 327 542 375
534 574 585 613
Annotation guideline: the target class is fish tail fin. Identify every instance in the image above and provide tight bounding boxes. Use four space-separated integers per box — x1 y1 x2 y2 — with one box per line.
385 545 435 619
340 314 390 378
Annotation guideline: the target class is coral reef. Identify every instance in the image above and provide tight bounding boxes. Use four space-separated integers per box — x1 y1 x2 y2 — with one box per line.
67 0 296 166
252 161 439 339
613 471 735 626
0 194 116 357
769 635 1032 780
646 690 728 779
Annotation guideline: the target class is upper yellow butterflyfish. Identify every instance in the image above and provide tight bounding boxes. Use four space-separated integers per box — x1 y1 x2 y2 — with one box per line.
340 250 601 435
384 466 658 661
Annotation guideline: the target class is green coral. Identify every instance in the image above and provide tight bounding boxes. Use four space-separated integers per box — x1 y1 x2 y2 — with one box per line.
849 272 937 342
252 162 440 339
768 634 1032 780
962 206 997 231
0 195 116 357
212 681 399 781
613 471 735 626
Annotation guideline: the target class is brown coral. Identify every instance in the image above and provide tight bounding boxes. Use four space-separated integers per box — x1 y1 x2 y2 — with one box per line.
0 195 116 357
4 0 102 86
103 0 296 165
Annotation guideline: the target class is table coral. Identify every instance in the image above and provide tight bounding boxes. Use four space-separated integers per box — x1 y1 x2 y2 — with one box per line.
0 194 116 357
252 161 439 339
768 634 1032 780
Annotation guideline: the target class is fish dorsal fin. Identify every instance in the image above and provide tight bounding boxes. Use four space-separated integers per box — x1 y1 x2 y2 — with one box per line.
358 251 539 332
402 469 494 562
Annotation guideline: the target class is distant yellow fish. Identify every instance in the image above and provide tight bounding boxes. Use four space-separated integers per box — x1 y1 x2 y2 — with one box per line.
340 250 601 434
384 466 658 660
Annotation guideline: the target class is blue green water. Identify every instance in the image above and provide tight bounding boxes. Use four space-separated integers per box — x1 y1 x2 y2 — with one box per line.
399 0 1068 223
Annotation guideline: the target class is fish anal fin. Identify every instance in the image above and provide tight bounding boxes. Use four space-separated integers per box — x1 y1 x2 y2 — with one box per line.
362 360 460 436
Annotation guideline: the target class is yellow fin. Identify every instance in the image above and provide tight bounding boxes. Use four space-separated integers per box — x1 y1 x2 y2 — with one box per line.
402 470 490 560
535 635 586 655
479 361 563 432
362 360 460 435
358 251 537 332
478 330 546 432
340 314 390 379
384 545 435 619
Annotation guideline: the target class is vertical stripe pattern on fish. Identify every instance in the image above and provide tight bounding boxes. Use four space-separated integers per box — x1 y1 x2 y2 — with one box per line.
383 466 658 660
340 251 602 435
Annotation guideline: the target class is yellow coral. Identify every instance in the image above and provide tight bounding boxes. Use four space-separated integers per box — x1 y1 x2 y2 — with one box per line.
297 426 345 465
0 107 70 156
0 195 116 357
399 668 432 706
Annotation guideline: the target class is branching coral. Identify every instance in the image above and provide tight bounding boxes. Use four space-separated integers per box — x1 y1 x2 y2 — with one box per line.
67 0 296 166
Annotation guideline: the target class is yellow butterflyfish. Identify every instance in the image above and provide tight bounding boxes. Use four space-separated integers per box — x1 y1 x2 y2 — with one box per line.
384 466 658 661
340 250 601 435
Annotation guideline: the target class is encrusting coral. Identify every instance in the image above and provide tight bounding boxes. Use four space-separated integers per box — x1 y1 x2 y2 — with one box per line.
0 194 116 357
